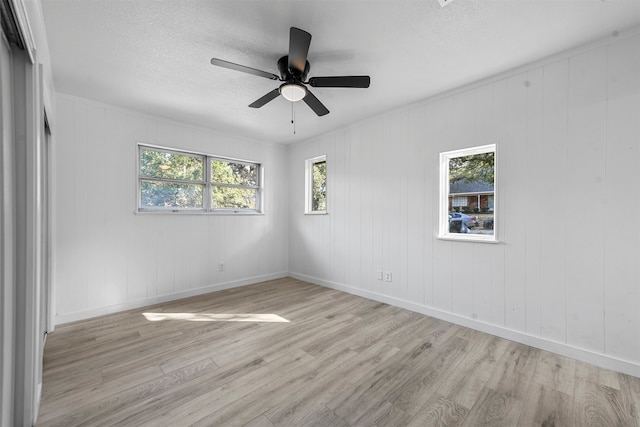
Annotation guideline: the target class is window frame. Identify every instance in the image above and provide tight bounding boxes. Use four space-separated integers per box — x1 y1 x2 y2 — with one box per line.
136 144 263 214
438 144 497 243
305 154 327 215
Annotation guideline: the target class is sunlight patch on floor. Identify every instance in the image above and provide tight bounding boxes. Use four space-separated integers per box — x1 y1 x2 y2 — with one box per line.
142 312 290 323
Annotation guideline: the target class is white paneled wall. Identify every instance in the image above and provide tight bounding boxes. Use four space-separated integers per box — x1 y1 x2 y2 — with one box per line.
288 33 640 376
54 95 288 323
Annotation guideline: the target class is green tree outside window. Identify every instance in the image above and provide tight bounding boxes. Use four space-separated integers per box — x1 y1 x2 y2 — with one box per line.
311 161 327 212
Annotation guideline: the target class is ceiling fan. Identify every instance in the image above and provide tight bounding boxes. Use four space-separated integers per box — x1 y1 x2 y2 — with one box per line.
210 27 370 117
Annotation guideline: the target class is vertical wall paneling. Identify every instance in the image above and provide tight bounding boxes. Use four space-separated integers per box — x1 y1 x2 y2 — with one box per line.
423 103 437 307
524 67 543 337
103 108 129 307
333 132 347 286
327 134 336 284
386 112 403 299
539 59 569 344
53 98 74 315
327 135 336 283
348 130 362 290
360 127 374 293
287 148 300 276
431 97 454 312
85 105 107 310
287 33 640 375
603 34 640 362
503 73 528 332
342 130 351 286
155 212 176 297
174 212 190 292
566 46 607 353
72 101 89 311
371 121 384 294
406 106 425 305
398 112 409 300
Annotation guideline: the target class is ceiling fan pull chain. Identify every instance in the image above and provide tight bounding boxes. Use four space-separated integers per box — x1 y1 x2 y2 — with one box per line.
291 102 296 134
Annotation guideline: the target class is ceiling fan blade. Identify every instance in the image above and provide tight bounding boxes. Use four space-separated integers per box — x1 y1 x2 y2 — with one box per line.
249 89 281 108
288 27 312 74
303 90 329 116
211 58 279 80
308 76 371 88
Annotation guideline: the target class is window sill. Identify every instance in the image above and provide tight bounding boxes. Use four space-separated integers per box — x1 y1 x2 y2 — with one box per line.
135 210 264 216
437 234 499 244
304 211 328 215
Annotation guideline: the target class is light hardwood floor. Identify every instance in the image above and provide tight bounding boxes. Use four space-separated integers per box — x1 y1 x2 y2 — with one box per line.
38 278 640 426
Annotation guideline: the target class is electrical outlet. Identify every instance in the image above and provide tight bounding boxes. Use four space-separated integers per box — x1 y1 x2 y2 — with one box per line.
218 263 225 272
376 271 383 281
384 272 392 282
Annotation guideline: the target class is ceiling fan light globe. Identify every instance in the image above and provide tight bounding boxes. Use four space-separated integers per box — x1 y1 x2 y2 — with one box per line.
280 83 307 102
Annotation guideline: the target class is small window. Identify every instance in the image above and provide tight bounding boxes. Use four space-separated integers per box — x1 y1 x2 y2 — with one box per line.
138 145 262 213
305 155 327 214
439 144 496 242
451 196 467 208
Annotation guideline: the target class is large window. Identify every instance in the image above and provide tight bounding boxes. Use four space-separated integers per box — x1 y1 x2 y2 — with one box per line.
138 145 261 213
305 155 327 214
439 144 496 242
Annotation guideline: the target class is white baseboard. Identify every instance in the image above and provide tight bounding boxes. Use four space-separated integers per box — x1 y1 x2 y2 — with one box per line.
55 272 289 325
289 271 640 379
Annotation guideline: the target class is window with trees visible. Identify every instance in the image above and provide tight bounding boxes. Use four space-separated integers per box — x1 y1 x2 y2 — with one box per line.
439 144 496 242
138 145 262 213
211 158 260 211
305 155 327 214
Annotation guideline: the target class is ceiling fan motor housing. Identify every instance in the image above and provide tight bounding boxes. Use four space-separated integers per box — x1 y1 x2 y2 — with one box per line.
278 55 310 82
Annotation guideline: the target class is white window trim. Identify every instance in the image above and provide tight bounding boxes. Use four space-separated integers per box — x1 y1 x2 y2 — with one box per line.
305 154 327 215
438 144 497 243
136 143 263 214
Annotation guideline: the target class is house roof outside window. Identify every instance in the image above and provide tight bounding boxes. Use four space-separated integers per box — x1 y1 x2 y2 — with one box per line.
449 180 494 195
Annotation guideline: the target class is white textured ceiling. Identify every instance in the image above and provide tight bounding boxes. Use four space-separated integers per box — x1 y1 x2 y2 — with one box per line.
41 0 640 144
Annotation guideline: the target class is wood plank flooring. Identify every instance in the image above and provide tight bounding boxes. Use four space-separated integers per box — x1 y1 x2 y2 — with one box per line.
37 278 640 426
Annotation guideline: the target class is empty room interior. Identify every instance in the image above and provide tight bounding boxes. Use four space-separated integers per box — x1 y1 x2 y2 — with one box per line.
2 0 640 425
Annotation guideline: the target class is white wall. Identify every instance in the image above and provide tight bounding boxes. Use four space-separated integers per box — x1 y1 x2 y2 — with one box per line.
54 95 289 323
288 32 640 376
